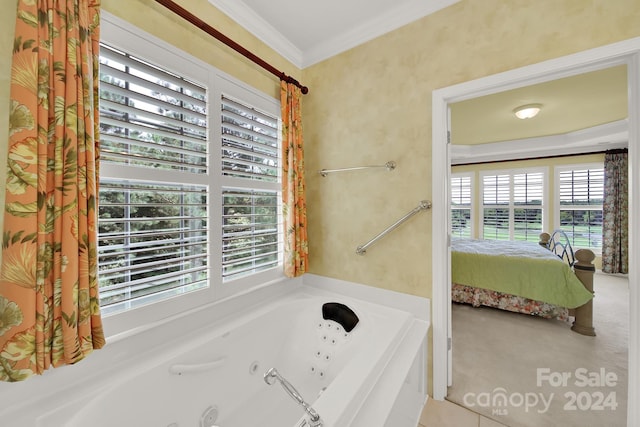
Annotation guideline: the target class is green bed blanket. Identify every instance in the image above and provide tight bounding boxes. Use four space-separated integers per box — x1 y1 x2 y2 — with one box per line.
451 239 593 308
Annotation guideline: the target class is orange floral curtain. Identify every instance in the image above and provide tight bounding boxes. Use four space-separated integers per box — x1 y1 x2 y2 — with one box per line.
281 81 308 277
0 0 104 382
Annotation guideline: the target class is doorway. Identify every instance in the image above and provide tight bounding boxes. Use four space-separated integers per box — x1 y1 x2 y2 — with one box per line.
431 37 640 427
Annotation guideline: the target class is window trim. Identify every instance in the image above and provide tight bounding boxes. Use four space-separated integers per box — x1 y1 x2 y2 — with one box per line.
479 167 548 241
100 12 285 337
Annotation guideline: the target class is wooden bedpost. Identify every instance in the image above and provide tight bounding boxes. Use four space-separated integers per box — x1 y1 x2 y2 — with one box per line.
539 232 551 248
572 249 596 336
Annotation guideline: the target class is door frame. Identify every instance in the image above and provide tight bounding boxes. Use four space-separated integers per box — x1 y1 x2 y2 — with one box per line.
431 36 640 427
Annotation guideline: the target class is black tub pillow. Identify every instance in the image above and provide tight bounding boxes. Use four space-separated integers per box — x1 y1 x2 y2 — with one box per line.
322 302 359 332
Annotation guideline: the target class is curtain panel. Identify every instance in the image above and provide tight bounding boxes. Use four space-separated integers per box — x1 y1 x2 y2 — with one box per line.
601 150 628 274
0 0 104 382
281 81 309 277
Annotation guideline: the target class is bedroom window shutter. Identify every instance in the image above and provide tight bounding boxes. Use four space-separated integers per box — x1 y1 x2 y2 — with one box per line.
220 95 281 281
482 174 510 240
451 175 472 238
513 172 544 241
558 168 604 249
97 43 210 314
481 171 544 241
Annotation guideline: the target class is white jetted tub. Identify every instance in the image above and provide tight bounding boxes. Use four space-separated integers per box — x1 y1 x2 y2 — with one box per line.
0 275 429 427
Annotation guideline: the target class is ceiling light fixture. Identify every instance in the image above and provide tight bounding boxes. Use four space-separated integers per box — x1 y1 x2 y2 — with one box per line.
513 103 542 119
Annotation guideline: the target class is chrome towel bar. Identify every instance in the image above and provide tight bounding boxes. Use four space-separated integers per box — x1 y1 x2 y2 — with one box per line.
319 161 396 177
356 200 431 255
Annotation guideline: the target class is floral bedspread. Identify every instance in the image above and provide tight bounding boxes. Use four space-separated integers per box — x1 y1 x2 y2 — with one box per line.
452 283 570 321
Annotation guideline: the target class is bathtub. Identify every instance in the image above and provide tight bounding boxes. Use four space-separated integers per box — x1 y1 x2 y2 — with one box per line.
0 274 429 427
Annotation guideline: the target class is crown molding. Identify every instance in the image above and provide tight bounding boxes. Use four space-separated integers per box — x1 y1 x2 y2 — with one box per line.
209 0 460 69
451 119 629 165
302 0 460 68
208 0 304 67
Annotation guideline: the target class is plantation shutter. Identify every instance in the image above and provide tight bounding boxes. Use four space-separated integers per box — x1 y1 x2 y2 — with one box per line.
512 172 543 241
221 96 279 182
481 171 544 241
482 174 510 240
97 43 210 313
559 169 604 206
558 168 604 249
451 175 472 238
220 95 281 281
98 44 207 173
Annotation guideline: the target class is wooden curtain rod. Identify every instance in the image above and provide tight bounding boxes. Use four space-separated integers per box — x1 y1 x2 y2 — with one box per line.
154 0 309 94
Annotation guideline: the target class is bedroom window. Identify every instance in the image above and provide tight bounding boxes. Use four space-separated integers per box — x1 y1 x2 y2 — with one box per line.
556 165 604 250
481 170 545 241
451 174 473 238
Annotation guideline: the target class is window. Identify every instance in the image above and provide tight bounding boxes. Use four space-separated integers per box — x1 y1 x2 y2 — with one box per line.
556 165 604 250
98 15 282 320
98 43 210 315
221 96 281 281
451 174 473 238
481 169 545 241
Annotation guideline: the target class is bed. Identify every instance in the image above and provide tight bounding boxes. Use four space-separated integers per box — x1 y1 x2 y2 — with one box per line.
451 231 596 334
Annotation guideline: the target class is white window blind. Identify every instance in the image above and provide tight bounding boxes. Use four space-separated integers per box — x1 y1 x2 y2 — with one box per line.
558 166 604 249
222 96 279 182
482 174 510 240
513 172 544 241
97 43 209 314
481 170 544 241
220 95 281 281
222 189 279 279
98 44 207 173
451 175 472 238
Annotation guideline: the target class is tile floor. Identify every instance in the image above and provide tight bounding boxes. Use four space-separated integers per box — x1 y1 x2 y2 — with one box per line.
418 398 509 427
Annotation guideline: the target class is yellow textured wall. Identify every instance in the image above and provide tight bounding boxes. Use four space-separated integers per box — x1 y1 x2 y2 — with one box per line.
302 0 640 297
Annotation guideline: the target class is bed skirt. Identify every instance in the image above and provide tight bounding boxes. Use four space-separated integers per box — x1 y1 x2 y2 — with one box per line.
452 283 569 321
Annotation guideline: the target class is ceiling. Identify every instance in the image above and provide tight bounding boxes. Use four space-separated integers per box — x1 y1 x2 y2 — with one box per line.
206 0 629 164
207 0 460 68
450 65 629 164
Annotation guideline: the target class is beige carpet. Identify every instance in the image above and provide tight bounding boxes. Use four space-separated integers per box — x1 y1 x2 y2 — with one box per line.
447 273 628 427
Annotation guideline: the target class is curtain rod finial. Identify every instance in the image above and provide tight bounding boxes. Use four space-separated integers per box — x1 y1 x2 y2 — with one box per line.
281 73 309 95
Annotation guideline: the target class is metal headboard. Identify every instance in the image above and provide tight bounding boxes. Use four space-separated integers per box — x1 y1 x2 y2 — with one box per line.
547 229 576 267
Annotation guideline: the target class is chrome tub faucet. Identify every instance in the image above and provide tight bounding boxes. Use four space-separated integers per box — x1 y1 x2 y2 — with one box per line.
263 367 323 427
